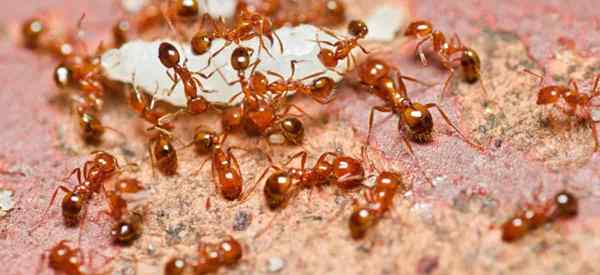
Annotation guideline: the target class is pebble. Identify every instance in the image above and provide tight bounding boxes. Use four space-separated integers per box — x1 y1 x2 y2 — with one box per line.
268 257 285 272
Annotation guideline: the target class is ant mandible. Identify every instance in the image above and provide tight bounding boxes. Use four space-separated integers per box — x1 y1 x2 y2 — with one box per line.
524 69 600 151
404 20 487 96
501 189 579 242
315 20 369 74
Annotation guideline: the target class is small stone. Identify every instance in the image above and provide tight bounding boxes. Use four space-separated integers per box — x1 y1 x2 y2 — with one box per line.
0 189 14 217
233 211 252 231
267 257 285 273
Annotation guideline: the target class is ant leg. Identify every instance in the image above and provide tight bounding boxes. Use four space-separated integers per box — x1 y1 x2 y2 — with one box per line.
77 206 89 247
283 151 308 168
280 103 316 121
266 70 286 82
522 68 546 87
217 68 241 86
425 103 484 151
29 186 72 234
318 27 341 40
591 121 599 152
415 36 432 66
397 73 435 87
147 140 156 178
273 30 284 54
591 73 600 98
441 69 455 100
157 109 186 127
367 105 394 146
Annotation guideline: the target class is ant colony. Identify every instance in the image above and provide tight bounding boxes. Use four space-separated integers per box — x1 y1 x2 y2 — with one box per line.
19 0 593 274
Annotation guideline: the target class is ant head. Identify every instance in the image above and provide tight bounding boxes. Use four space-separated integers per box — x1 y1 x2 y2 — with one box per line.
175 0 200 18
219 238 243 265
158 42 180 68
536 86 566 105
193 129 218 155
404 20 433 38
401 103 433 142
22 17 46 49
264 171 293 209
53 64 73 88
279 117 305 145
359 59 390 86
553 191 578 219
191 33 213 55
311 76 335 98
231 47 253 71
348 207 376 239
348 20 368 38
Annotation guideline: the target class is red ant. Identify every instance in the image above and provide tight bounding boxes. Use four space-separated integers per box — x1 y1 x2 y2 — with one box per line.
218 48 311 145
244 150 365 210
148 126 179 176
348 171 407 239
502 190 578 242
104 178 144 222
30 152 132 239
164 236 243 275
358 60 483 171
39 240 98 275
315 20 369 74
524 69 600 151
266 60 337 104
404 20 487 96
186 127 262 200
111 212 144 245
158 41 218 115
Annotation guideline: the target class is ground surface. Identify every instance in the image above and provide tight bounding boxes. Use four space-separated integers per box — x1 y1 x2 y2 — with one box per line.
1 0 600 275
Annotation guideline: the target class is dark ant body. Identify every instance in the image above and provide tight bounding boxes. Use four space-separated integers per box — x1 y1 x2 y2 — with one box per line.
111 212 143 245
524 69 600 151
502 190 579 242
315 20 369 73
358 59 483 160
404 20 487 95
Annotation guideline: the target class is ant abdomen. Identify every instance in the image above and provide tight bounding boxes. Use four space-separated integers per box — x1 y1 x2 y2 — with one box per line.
349 207 378 239
158 42 181 69
460 48 482 83
264 171 293 209
332 156 364 189
279 117 305 145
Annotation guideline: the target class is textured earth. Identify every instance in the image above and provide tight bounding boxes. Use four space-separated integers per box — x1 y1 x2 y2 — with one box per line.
1 0 599 275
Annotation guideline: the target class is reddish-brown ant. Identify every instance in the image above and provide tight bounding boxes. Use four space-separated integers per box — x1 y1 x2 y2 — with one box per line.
104 178 144 221
267 60 337 104
31 152 130 237
404 20 487 95
315 20 369 73
186 128 253 200
111 212 144 245
148 127 179 176
158 41 218 115
348 171 407 239
165 237 243 275
22 17 46 49
501 190 579 242
360 62 483 164
246 150 365 209
40 240 89 275
524 69 600 151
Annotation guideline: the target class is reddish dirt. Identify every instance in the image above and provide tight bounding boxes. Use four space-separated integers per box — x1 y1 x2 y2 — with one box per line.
1 1 599 275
